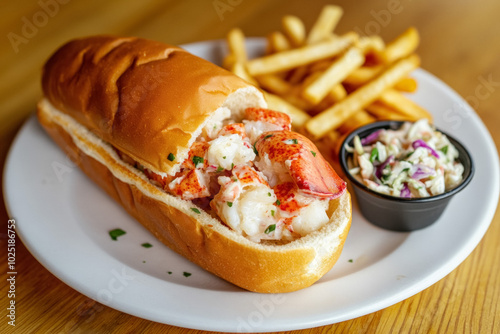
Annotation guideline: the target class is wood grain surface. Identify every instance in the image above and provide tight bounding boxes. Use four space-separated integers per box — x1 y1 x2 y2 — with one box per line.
1 0 499 333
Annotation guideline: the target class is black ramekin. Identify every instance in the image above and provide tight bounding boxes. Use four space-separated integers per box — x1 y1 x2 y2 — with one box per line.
339 121 474 232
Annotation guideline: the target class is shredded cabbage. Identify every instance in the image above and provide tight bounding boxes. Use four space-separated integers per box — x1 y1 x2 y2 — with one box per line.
348 119 464 198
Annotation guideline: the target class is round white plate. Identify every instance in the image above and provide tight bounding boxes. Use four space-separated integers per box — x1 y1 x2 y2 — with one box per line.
3 39 499 333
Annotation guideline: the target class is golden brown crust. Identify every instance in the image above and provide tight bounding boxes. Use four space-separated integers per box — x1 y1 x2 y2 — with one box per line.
37 100 351 293
41 35 254 175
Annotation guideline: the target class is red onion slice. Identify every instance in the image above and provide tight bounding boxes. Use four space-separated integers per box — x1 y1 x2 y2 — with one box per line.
412 139 439 158
400 183 411 198
361 129 382 145
411 164 437 180
375 155 394 179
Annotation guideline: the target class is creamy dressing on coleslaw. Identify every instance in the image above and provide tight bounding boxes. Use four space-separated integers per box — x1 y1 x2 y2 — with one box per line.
346 119 464 198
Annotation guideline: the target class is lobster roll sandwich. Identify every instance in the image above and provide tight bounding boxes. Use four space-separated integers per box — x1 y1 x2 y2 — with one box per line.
37 35 351 293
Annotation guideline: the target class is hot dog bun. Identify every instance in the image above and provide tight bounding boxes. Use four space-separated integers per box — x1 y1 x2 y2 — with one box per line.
37 36 351 293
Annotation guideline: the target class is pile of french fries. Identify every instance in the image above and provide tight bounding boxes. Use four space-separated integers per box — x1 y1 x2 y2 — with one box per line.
223 5 432 154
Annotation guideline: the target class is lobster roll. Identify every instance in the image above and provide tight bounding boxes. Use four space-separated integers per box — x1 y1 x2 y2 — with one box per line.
37 35 351 293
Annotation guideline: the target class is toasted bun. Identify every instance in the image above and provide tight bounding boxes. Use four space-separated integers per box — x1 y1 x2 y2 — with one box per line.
38 36 352 293
42 35 266 176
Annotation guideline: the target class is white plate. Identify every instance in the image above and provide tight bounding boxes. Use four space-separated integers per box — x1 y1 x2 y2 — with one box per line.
3 39 499 333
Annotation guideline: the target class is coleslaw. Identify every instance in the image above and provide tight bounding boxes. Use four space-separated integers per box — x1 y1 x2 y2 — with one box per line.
346 119 464 198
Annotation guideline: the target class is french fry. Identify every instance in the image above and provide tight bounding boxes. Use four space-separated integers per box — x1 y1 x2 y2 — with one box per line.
377 88 432 121
227 28 247 63
307 5 344 44
264 92 311 127
267 31 291 53
300 71 323 89
356 35 385 54
343 65 383 86
255 74 292 95
246 34 356 76
222 53 236 70
305 54 421 138
310 83 348 114
287 65 310 85
341 31 360 43
282 86 314 110
394 77 418 92
225 5 431 158
230 62 258 85
302 47 365 104
365 101 417 121
308 58 334 73
337 110 376 134
282 15 306 47
379 27 419 63
328 83 348 102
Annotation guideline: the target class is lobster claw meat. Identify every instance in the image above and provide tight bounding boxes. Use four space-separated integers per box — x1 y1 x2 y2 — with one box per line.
255 130 346 199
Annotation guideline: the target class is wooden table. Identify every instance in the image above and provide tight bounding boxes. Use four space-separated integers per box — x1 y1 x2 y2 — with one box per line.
1 0 499 333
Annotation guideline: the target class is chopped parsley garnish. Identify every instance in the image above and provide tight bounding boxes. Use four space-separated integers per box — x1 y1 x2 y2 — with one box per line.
264 224 276 234
191 208 201 214
167 153 175 161
348 259 353 263
264 134 274 140
268 192 271 197
405 151 414 159
283 138 298 145
192 156 204 167
183 272 192 277
253 143 259 156
310 150 317 157
231 163 234 170
271 210 275 217
440 145 449 155
369 147 379 163
109 228 126 241
275 199 281 206
223 156 227 159
227 202 233 207
216 166 224 172
141 242 153 248
167 271 172 275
